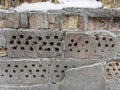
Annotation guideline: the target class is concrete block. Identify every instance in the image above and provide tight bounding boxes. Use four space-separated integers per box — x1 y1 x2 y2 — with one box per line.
111 17 120 30
65 30 118 59
0 58 49 85
0 12 20 28
60 63 106 90
29 84 59 90
87 17 112 30
104 59 120 79
29 13 49 29
60 15 84 30
6 30 65 58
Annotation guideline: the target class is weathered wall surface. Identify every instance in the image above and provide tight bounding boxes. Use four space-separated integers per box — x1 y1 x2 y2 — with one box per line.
0 8 119 90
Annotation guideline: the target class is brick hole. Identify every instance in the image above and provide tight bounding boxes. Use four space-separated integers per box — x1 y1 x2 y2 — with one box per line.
43 69 47 72
30 47 34 51
5 69 8 73
43 42 47 45
68 44 72 47
46 36 50 39
12 46 17 50
54 36 58 39
108 73 111 76
13 70 16 73
111 44 115 47
69 49 73 51
85 41 89 44
113 68 116 71
9 75 12 78
109 38 113 41
33 75 36 78
118 68 120 71
41 75 45 78
57 43 61 46
12 36 16 39
36 69 39 72
95 35 99 40
44 48 51 51
21 47 25 50
38 37 42 41
115 73 118 75
27 36 32 40
54 70 57 73
0 48 1 50
15 65 19 68
39 64 42 67
25 75 29 77
55 48 59 51
56 65 60 68
103 37 106 40
24 65 28 68
100 20 105 27
19 35 24 38
29 70 32 72
105 44 109 47
98 42 101 47
56 75 59 77
61 70 65 73
32 64 35 67
1 74 4 77
7 64 11 67
106 68 109 72
33 41 37 45
109 64 112 66
17 41 21 45
20 69 24 72
116 62 119 66
85 49 88 52
25 41 29 45
77 50 80 53
64 66 68 68
74 42 77 46
71 39 74 42
39 47 43 51
50 42 54 45
9 40 14 44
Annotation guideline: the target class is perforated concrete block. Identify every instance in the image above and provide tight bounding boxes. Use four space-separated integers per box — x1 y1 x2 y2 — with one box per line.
65 30 118 59
60 63 106 90
0 58 49 85
6 30 65 58
88 17 112 30
29 13 49 29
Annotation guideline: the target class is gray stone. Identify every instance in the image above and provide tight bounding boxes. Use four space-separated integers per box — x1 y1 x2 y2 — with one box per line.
60 63 106 90
6 30 65 58
65 30 118 59
20 13 28 28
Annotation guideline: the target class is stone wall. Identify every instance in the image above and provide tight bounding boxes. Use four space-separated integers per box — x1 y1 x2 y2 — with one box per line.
0 8 120 90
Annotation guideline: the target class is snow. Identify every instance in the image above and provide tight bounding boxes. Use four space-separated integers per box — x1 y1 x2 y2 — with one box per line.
14 0 103 12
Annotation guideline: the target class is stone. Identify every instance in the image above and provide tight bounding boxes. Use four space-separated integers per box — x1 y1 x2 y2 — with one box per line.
29 13 49 29
48 14 56 30
6 30 65 58
87 17 112 30
20 13 28 28
60 15 83 30
111 17 120 30
60 63 106 90
0 58 50 85
65 30 118 59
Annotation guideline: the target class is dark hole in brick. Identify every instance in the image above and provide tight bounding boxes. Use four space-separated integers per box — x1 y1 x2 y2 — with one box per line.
56 75 59 77
7 64 11 67
109 38 113 41
118 68 120 71
38 37 42 40
13 70 16 73
0 48 1 50
77 50 80 53
115 73 118 75
106 68 109 72
71 39 74 42
98 42 101 47
28 36 32 40
41 75 45 78
50 42 54 45
20 69 24 72
25 75 29 77
54 36 58 39
69 49 73 51
15 65 19 68
68 44 72 47
29 70 32 72
47 48 50 51
61 70 65 73
64 66 68 68
74 42 77 46
32 64 35 67
33 75 36 78
5 70 8 72
1 74 4 77
43 69 47 72
105 44 109 47
17 41 21 45
36 69 39 72
85 41 89 44
25 41 29 45
9 41 14 44
12 36 16 39
109 64 112 66
57 43 61 46
9 75 12 78
43 42 47 45
21 47 25 50
113 68 116 71
46 36 50 39
55 48 59 51
95 35 99 40
116 62 119 66
13 46 17 50
39 47 42 51
108 73 111 76
111 44 115 47
30 47 34 51
85 49 88 52
103 37 106 40
54 70 57 72
19 35 24 38
56 65 60 68
39 64 42 67
33 41 37 45
24 65 28 68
